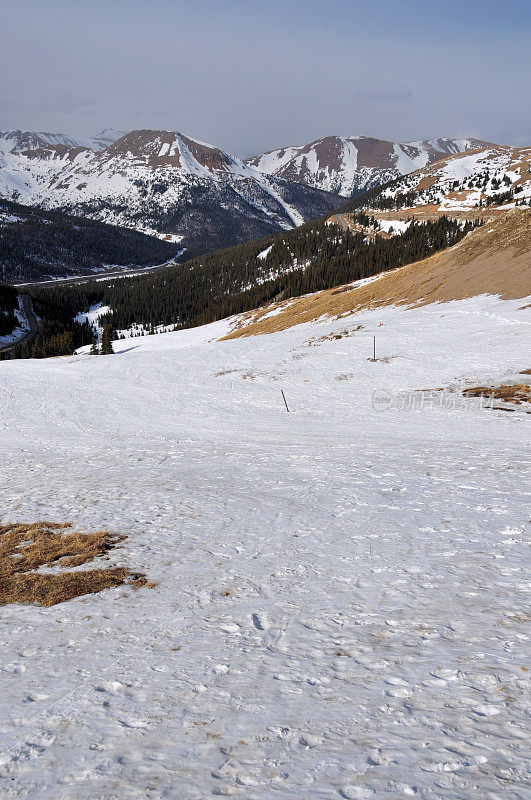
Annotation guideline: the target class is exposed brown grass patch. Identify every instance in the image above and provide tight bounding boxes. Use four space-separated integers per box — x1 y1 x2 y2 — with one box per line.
0 521 146 606
462 384 531 405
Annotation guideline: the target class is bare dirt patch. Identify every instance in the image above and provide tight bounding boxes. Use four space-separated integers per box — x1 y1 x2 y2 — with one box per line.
0 522 147 606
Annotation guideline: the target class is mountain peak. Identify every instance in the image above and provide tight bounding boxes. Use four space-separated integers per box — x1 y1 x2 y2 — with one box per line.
101 129 242 175
0 129 86 154
90 129 126 150
247 135 494 196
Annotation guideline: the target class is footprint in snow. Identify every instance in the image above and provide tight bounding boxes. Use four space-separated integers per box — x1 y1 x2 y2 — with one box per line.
221 623 241 634
251 612 270 630
94 680 124 693
339 786 373 799
299 733 323 747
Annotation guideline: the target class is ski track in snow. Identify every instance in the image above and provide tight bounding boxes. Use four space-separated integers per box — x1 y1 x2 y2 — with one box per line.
0 296 530 799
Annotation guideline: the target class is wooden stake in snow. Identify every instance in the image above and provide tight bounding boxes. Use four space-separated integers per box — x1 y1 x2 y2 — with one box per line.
281 389 290 412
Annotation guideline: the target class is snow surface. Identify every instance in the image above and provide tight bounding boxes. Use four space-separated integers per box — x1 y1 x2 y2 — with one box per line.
0 295 530 799
257 245 273 260
376 219 412 235
74 303 111 337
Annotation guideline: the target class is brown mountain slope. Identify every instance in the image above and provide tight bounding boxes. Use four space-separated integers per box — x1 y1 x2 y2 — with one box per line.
222 210 531 339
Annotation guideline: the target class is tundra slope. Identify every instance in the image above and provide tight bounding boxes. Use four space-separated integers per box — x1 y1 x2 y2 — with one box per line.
223 210 531 338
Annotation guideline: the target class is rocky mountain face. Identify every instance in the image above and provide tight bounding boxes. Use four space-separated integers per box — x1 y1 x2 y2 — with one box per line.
247 135 492 197
0 129 341 259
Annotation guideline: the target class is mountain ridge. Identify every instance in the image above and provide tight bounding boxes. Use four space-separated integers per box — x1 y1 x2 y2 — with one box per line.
0 128 341 260
246 135 494 197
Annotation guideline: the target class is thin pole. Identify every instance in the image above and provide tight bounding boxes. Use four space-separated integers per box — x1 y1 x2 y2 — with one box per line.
373 335 376 361
281 389 290 412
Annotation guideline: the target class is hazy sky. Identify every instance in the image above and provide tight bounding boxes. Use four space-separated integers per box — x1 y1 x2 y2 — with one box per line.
1 0 529 156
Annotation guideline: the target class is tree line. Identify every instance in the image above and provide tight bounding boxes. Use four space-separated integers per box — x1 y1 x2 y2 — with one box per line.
6 210 477 360
0 283 18 336
0 198 177 282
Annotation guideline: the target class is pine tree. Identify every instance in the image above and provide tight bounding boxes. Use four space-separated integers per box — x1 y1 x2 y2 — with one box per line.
101 326 114 355
90 340 99 355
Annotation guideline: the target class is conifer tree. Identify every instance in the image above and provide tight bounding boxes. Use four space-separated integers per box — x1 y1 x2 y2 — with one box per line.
101 326 114 355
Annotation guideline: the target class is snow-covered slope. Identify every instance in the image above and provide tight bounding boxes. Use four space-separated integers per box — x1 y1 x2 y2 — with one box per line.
0 129 87 153
89 128 126 150
0 129 340 257
0 294 529 799
247 135 492 197
374 145 531 212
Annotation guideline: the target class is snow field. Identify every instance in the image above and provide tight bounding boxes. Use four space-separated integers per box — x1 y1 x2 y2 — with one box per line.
0 295 529 799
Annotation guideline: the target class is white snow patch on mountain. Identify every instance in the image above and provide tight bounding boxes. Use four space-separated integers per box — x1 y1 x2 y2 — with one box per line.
377 219 412 234
257 245 273 260
74 303 111 332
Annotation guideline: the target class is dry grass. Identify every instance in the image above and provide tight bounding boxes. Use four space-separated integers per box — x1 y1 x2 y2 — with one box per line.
0 521 146 606
222 210 531 340
462 384 531 405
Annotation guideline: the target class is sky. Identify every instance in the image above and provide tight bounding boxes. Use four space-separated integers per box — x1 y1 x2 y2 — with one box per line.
1 0 529 156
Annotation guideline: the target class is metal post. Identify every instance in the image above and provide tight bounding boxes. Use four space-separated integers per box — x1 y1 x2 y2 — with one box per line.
281 389 290 412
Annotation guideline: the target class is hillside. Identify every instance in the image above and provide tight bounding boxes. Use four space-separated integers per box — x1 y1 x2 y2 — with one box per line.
0 198 177 282
0 283 18 337
0 129 341 259
357 145 531 213
10 142 529 358
15 214 471 361
222 211 531 338
247 135 490 197
1 286 529 799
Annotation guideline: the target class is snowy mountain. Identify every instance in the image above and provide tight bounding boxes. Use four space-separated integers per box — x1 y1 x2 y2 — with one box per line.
247 135 491 197
368 145 531 212
0 129 87 154
0 128 125 153
0 129 341 258
89 128 126 150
